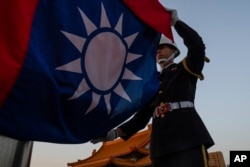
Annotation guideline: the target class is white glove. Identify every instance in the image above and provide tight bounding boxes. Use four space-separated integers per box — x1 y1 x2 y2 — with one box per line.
165 8 179 26
90 129 119 144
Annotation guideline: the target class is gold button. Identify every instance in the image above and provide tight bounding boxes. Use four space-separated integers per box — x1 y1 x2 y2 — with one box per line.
159 90 163 94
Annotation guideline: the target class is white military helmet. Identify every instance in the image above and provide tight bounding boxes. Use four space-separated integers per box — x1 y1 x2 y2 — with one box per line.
159 35 180 57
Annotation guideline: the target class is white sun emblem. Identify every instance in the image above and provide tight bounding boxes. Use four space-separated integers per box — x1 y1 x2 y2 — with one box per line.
56 3 143 115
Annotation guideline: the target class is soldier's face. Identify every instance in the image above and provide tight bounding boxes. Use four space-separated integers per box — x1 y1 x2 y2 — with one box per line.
156 45 175 62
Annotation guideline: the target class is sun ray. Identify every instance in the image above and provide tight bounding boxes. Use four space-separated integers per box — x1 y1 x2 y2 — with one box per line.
123 68 142 80
85 92 101 114
126 52 142 64
56 58 82 73
78 7 97 35
104 94 111 114
100 3 111 28
113 83 131 102
124 32 138 48
114 14 123 34
69 78 90 100
61 31 86 53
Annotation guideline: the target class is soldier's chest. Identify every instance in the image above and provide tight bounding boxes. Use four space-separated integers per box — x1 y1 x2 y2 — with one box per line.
159 66 179 86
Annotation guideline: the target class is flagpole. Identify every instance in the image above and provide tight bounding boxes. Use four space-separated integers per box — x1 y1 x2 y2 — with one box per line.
0 135 33 167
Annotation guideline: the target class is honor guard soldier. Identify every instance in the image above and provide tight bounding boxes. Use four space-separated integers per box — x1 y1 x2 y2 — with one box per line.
91 8 214 167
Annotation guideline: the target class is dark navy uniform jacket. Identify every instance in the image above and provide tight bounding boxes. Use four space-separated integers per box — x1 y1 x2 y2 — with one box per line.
118 20 214 159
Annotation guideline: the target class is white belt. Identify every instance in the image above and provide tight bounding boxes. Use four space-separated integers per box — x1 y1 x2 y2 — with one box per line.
153 101 194 118
169 101 194 110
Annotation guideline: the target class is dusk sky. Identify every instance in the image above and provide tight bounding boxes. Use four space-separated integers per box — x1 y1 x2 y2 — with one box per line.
30 0 250 166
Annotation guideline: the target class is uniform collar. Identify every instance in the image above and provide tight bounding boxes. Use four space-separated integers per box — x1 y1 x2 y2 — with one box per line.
160 62 174 72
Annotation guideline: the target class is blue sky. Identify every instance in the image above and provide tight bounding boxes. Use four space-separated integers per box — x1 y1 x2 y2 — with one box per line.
30 0 250 166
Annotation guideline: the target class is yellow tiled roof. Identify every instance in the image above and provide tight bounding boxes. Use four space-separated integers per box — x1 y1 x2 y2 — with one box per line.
68 125 152 167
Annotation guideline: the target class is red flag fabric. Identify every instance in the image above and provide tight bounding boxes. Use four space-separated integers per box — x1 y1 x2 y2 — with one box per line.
122 0 173 41
0 0 39 106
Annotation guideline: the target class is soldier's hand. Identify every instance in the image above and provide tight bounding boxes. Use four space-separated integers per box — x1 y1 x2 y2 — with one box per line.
90 129 119 144
165 8 179 26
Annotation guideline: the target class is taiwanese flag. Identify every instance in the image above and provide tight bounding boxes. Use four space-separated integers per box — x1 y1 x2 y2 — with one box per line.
0 0 172 143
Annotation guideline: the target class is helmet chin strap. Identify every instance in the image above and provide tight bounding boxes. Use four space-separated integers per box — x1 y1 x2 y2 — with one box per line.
157 51 177 66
